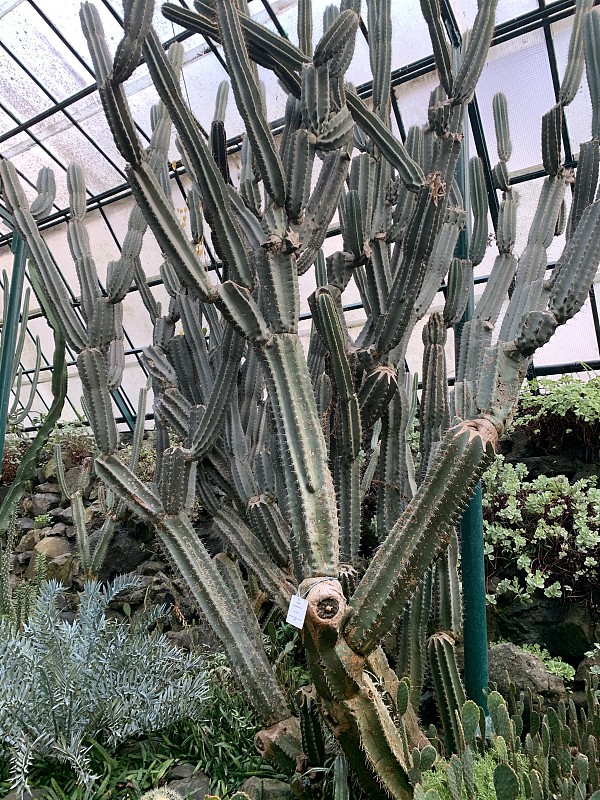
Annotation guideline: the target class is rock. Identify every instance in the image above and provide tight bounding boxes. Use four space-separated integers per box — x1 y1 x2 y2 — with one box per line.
65 525 76 539
242 778 292 800
107 575 153 610
166 627 214 652
15 529 41 553
50 505 74 525
46 553 74 584
44 455 58 480
47 522 67 537
16 551 33 567
488 643 567 704
16 516 35 532
64 464 92 495
97 529 152 579
3 789 43 799
31 492 61 517
36 482 61 495
26 536 72 578
574 649 600 687
488 597 595 662
164 771 210 799
169 764 197 780
137 559 168 576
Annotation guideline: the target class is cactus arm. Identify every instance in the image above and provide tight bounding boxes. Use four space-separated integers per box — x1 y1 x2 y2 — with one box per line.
585 8 600 136
298 150 351 275
346 418 497 657
30 167 56 221
217 0 286 206
468 157 488 266
559 0 595 106
188 326 244 459
428 632 467 753
90 516 117 576
72 490 92 573
298 0 313 57
178 294 214 396
443 258 473 327
214 553 266 656
95 451 293 727
113 0 155 83
80 3 142 165
346 92 425 192
541 104 563 177
77 349 118 455
451 0 498 105
193 0 307 72
397 573 432 710
309 288 361 460
246 494 292 568
216 281 270 344
260 335 339 578
314 10 359 68
375 188 443 356
255 251 300 335
434 532 462 634
493 93 512 162
213 505 295 612
10 288 31 386
547 199 600 324
568 139 599 239
142 30 254 289
0 161 86 353
308 287 361 561
414 216 464 323
10 335 41 428
420 0 454 98
126 162 215 302
419 313 449 475
368 0 392 120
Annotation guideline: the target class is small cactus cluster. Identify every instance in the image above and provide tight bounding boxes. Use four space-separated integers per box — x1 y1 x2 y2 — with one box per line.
415 677 600 800
2 0 600 797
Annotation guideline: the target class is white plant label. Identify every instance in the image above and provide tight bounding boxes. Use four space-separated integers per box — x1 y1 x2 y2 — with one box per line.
286 594 308 629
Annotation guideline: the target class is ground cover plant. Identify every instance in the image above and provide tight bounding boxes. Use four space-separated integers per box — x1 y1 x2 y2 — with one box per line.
511 374 600 459
483 457 600 607
2 0 600 796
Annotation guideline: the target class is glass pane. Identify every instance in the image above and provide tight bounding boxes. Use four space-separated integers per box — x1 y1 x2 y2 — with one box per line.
3 2 91 101
42 0 124 75
534 298 599 368
0 42 54 122
28 118 124 198
450 0 538 31
395 72 439 133
475 29 556 174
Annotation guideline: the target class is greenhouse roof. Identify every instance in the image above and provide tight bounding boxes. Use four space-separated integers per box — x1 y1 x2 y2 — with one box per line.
0 0 599 429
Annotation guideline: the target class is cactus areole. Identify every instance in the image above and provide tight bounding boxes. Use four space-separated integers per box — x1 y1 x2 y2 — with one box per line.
2 0 600 796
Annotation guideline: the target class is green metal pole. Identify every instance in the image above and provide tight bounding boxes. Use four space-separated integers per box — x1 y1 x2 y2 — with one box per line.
460 482 489 712
454 108 490 716
0 233 27 468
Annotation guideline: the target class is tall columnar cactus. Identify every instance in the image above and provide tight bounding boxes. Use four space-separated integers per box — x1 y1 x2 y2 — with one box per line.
2 0 600 797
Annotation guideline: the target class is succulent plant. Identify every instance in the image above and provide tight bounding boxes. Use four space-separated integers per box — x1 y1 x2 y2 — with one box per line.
2 0 600 797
